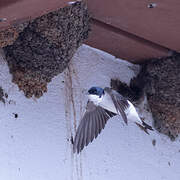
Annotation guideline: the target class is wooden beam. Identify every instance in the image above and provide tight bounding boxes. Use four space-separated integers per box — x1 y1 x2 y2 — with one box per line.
87 0 180 52
86 19 169 63
0 0 70 30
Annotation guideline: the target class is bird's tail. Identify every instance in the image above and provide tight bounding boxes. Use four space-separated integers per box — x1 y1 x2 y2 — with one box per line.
135 121 153 135
142 121 153 131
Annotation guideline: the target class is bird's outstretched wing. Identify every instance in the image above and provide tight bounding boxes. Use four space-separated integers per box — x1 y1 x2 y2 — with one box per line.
73 101 115 153
104 87 129 124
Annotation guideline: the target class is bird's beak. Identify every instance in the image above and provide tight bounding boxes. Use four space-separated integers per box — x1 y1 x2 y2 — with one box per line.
82 89 89 95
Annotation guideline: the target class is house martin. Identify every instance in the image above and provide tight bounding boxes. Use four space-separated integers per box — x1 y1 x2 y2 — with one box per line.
73 86 153 153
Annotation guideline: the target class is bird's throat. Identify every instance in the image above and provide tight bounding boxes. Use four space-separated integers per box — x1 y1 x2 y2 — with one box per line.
88 94 102 106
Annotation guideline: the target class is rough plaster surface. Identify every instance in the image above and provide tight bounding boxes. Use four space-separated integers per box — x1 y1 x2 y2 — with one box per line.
0 45 180 180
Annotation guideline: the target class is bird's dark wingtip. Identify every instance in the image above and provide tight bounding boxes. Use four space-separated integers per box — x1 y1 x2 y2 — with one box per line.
73 143 84 154
124 117 128 125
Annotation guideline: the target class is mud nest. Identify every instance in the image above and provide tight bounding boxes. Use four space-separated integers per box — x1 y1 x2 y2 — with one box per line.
3 1 90 98
143 54 180 140
0 22 28 48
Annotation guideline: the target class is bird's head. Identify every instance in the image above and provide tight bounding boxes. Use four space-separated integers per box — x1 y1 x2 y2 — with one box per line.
88 87 104 98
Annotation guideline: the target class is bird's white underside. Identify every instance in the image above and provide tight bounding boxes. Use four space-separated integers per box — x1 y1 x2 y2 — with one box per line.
88 94 142 123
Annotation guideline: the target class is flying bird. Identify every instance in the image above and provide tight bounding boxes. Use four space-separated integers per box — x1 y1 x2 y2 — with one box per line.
73 86 153 153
